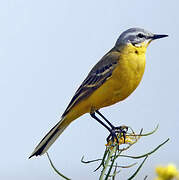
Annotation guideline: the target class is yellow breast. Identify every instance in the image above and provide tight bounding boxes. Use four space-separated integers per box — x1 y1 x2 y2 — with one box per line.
112 43 146 100
90 43 146 109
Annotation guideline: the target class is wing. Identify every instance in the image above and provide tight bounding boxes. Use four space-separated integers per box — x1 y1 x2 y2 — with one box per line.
62 48 120 117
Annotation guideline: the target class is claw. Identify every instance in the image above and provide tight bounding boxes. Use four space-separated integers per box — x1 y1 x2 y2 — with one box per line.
106 126 128 145
106 129 119 143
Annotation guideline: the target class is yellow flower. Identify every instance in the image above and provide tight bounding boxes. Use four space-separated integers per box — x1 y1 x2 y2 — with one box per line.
155 164 179 180
105 133 139 149
154 178 164 180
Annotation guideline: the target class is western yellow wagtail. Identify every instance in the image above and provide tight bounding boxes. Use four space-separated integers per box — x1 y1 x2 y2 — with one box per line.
29 28 168 158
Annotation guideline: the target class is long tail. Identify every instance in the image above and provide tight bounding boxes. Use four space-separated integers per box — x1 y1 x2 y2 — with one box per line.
29 116 68 158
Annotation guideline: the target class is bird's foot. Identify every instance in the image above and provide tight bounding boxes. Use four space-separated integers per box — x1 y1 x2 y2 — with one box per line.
106 125 128 145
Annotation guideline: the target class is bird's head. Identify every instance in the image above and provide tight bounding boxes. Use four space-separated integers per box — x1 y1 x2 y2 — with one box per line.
115 28 168 49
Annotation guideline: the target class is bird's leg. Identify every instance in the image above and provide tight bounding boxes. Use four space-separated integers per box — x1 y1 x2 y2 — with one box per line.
95 110 128 143
95 110 115 128
90 112 118 142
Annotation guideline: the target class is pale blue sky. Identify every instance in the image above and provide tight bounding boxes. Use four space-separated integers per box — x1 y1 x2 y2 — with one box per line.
0 0 178 179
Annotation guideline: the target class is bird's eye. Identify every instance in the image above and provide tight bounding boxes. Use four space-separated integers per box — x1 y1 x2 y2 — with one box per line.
137 33 145 38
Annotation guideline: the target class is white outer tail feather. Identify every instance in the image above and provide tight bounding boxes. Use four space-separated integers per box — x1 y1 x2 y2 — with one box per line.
29 117 67 158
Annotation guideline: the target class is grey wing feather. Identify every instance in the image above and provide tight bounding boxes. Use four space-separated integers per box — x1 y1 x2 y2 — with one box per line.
62 48 119 117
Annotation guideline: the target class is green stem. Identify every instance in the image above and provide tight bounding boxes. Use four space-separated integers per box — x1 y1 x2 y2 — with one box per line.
105 148 117 180
99 147 116 180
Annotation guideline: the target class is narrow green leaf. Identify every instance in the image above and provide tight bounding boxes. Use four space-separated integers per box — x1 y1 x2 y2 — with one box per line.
119 138 169 159
94 148 108 172
81 156 102 164
128 156 148 180
46 152 71 180
129 124 159 137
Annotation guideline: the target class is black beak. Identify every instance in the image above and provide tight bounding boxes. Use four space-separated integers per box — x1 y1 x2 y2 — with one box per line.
152 34 168 40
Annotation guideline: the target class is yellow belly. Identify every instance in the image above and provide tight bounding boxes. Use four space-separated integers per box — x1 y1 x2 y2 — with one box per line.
89 44 146 109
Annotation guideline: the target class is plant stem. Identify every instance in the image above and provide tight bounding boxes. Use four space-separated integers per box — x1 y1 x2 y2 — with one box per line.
99 146 116 180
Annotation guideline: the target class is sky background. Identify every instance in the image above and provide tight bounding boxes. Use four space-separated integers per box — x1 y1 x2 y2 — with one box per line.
0 0 178 179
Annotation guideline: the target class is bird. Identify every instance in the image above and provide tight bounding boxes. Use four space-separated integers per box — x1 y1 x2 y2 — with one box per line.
29 28 168 158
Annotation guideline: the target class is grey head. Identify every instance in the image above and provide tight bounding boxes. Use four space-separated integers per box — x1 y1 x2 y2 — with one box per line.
115 27 168 47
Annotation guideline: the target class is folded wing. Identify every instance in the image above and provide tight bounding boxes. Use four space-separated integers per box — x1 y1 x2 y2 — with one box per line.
62 48 120 117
